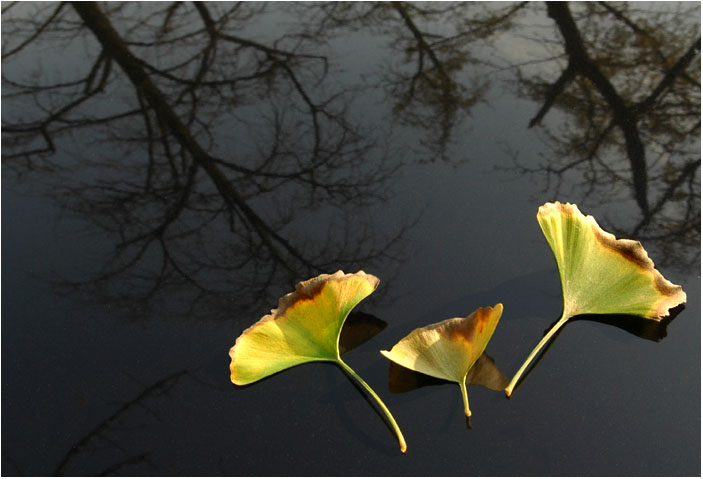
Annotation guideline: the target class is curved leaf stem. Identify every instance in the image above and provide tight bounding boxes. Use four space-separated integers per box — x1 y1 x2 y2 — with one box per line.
336 358 407 453
505 313 570 397
459 379 471 417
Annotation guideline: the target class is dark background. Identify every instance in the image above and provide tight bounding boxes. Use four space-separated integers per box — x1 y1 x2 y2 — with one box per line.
2 2 700 475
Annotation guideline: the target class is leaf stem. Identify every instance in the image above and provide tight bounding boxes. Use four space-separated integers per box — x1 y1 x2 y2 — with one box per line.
336 358 407 453
459 379 471 417
505 313 570 397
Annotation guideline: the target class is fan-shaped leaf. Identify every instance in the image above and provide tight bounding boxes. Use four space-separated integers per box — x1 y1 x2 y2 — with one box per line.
381 304 503 418
230 270 407 453
505 202 687 396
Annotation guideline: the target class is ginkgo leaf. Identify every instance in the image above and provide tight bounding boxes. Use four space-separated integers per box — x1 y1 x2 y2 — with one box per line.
229 270 407 453
505 202 687 397
381 304 503 418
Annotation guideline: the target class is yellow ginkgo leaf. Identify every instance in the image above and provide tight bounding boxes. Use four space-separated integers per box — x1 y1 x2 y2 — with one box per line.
381 304 503 418
229 270 407 453
505 202 687 397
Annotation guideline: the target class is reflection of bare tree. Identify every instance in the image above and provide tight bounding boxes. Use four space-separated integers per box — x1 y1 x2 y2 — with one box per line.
3 1 699 304
53 369 188 476
510 1 700 270
2 2 413 319
295 1 526 161
49 312 383 476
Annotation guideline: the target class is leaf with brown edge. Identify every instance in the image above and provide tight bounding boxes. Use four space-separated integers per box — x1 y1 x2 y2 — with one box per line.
381 304 503 419
229 270 407 453
505 202 687 397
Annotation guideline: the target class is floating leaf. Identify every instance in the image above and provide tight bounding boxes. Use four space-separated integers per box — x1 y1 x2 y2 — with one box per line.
381 304 503 418
229 270 407 453
505 202 687 396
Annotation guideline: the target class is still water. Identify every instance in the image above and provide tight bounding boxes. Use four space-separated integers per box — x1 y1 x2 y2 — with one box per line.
2 2 700 475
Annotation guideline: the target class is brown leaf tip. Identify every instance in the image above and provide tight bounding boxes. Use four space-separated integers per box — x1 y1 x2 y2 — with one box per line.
537 200 577 220
274 270 379 318
588 223 685 304
245 270 379 330
445 304 503 344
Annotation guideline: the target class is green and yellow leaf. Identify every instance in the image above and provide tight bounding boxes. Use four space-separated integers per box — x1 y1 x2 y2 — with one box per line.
229 270 407 453
381 304 503 417
230 270 378 385
506 202 687 397
537 201 686 319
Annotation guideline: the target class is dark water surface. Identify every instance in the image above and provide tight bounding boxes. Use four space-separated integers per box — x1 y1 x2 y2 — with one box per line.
2 2 700 476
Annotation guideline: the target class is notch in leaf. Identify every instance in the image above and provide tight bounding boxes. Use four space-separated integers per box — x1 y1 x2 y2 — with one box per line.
505 202 687 397
229 270 407 453
381 304 503 419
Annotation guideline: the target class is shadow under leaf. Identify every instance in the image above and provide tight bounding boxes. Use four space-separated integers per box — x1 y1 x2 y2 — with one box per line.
570 304 685 342
338 312 388 355
510 304 686 396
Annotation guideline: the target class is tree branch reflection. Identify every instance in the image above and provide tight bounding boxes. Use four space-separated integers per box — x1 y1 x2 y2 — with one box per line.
2 1 699 313
2 2 416 320
54 369 188 476
293 1 525 161
511 1 700 271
